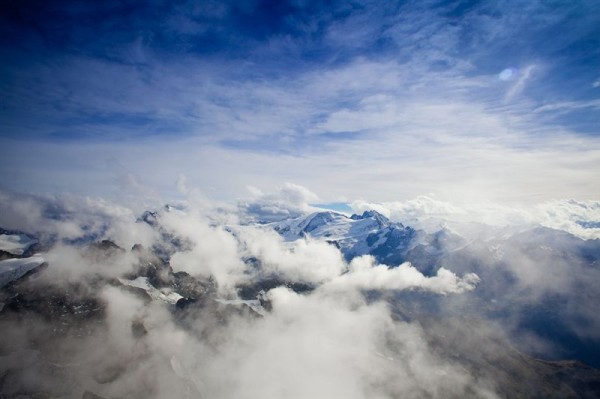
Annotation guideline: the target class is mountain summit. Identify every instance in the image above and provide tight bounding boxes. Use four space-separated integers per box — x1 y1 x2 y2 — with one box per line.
272 210 417 265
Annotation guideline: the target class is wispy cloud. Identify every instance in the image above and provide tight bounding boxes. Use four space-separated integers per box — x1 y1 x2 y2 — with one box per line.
504 65 536 102
534 99 600 114
0 0 598 203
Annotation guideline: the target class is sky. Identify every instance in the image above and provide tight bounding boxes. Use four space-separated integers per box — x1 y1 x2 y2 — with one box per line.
1 0 599 206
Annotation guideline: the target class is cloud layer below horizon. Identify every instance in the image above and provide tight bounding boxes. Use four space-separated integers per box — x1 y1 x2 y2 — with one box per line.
2 186 600 397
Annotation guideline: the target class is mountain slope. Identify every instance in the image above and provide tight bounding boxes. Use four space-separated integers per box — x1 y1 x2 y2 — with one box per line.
271 210 420 265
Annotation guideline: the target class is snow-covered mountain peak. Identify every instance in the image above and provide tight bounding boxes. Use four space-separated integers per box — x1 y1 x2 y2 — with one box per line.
274 210 381 239
0 232 38 256
138 204 181 227
350 209 393 225
271 210 418 264
299 211 347 234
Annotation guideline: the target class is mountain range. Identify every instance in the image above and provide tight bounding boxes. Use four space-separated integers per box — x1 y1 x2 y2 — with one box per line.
274 209 600 367
1 206 600 398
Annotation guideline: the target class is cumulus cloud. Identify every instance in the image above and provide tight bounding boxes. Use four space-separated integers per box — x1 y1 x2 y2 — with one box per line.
351 197 600 239
0 190 46 233
0 188 159 247
233 225 479 296
352 195 465 222
0 278 496 399
534 199 600 240
192 286 498 399
41 244 135 284
325 255 480 295
238 182 320 223
236 226 346 284
159 209 246 292
56 281 496 399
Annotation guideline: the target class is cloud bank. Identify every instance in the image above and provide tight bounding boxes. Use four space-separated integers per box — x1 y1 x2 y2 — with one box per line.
352 196 600 240
2 189 600 397
0 190 498 398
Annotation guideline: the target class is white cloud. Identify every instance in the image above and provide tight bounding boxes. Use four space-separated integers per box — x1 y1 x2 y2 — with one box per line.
238 182 320 223
351 197 600 240
160 209 246 291
193 286 498 399
325 255 479 295
2 49 598 205
504 65 536 102
0 189 159 247
352 195 465 221
0 1 597 209
534 99 600 114
534 199 600 240
7 191 600 398
235 225 479 295
236 226 347 284
176 173 189 195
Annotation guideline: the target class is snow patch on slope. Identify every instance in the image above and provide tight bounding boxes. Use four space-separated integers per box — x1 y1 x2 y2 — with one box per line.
0 256 45 287
0 234 37 256
215 299 266 316
118 276 183 305
270 210 418 262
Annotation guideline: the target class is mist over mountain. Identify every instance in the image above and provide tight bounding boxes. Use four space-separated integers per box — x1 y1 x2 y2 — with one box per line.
1 188 600 398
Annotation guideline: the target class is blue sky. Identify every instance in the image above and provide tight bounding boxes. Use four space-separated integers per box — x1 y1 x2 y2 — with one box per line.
0 0 599 205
